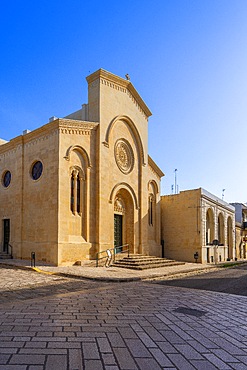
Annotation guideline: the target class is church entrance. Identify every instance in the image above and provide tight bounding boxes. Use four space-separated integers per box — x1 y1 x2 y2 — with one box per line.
114 214 123 249
3 219 10 253
113 188 135 254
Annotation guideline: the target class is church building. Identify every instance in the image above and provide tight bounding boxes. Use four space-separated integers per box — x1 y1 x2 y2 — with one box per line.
0 69 164 265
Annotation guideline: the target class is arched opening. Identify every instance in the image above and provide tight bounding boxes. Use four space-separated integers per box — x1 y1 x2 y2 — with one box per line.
113 188 134 253
68 146 89 241
148 180 159 244
206 208 214 245
227 217 233 259
218 213 225 245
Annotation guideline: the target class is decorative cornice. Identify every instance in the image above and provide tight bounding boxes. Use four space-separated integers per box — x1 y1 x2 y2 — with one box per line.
0 118 99 155
59 119 98 135
86 69 152 119
0 136 23 156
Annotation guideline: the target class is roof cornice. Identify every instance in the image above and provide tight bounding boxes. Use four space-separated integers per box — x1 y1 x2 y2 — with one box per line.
86 69 152 118
148 155 165 178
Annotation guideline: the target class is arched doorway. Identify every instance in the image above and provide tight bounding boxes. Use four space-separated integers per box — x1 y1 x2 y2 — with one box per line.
113 188 134 253
227 217 233 259
206 208 214 245
218 213 225 245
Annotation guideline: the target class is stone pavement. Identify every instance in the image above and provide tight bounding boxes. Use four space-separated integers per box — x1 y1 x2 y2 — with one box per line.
1 277 247 369
0 258 221 282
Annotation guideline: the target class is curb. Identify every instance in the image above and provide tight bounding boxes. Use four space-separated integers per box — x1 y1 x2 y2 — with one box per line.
0 261 217 283
1 260 247 283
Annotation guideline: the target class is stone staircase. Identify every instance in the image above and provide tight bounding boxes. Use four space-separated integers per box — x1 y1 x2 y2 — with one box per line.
112 254 185 270
0 252 12 259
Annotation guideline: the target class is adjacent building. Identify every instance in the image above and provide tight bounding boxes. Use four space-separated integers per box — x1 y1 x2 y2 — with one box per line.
161 188 235 263
231 203 247 259
0 69 164 266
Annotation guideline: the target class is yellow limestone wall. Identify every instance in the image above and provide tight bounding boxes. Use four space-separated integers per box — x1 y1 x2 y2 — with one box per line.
161 189 201 262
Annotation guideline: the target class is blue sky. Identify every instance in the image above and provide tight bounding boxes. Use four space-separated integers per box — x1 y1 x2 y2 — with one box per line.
1 0 247 203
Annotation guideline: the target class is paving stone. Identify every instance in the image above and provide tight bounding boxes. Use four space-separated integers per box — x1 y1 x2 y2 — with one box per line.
174 343 203 359
190 359 218 369
9 354 45 365
143 326 166 341
84 359 104 370
149 348 173 367
82 342 100 359
159 330 185 344
167 353 196 370
97 337 112 353
134 357 162 370
0 354 10 364
0 366 27 370
69 348 83 370
19 348 67 355
117 327 138 339
204 353 233 369
107 333 126 348
0 348 18 354
125 338 152 357
136 331 157 348
157 341 178 354
230 363 247 370
235 356 247 365
45 355 67 369
47 341 81 349
113 347 138 369
211 348 240 363
102 353 117 365
186 339 210 354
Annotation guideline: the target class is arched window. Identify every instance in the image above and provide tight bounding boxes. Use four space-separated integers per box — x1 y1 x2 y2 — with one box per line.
206 208 214 245
70 172 75 213
70 168 83 215
77 174 81 214
148 194 154 226
218 213 224 244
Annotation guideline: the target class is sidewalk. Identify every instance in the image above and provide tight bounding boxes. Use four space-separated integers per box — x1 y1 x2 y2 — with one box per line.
0 258 228 282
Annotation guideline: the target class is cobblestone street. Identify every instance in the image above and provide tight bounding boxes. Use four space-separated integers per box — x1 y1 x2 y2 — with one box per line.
1 265 247 369
0 265 107 305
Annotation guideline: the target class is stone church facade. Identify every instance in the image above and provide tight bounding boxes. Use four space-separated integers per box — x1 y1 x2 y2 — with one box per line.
0 69 164 265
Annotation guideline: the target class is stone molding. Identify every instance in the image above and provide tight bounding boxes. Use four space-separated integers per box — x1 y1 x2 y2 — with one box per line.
100 77 148 119
64 145 92 168
103 115 146 167
109 182 139 210
148 155 164 178
86 69 152 119
59 119 98 135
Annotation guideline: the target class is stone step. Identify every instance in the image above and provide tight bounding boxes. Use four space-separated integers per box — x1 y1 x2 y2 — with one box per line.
121 256 173 262
112 254 185 270
112 260 185 270
0 252 12 259
114 258 177 266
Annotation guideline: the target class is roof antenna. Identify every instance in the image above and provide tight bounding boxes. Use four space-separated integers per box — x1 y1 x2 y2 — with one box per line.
222 189 225 200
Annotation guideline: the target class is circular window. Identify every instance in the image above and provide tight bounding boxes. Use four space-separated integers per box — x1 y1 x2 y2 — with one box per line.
2 171 11 187
31 161 43 180
114 139 134 174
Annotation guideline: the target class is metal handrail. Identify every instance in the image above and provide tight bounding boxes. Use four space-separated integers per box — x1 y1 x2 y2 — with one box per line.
96 244 130 267
113 244 129 262
96 248 114 267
